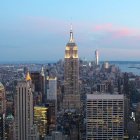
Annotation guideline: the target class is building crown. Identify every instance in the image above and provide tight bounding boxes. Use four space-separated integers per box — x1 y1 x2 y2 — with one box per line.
26 71 31 81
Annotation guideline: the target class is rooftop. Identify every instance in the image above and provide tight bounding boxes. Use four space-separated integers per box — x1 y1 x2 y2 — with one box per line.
87 93 124 100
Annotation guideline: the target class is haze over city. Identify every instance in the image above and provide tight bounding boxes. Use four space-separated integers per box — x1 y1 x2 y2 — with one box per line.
0 0 140 62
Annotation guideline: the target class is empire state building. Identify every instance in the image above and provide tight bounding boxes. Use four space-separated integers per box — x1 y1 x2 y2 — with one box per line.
63 26 80 110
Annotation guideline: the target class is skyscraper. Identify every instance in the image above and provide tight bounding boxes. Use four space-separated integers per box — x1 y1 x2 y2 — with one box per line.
0 82 6 140
86 93 124 140
40 66 46 103
63 26 80 110
30 67 46 104
47 77 57 101
14 72 39 140
95 50 99 66
47 77 57 132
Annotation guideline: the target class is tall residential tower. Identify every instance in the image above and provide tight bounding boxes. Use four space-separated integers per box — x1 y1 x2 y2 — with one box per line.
63 26 80 110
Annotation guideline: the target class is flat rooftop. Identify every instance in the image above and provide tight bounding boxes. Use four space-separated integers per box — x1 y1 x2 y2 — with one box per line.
87 93 124 100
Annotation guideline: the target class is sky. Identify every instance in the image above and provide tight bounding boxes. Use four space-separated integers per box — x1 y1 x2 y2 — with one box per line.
0 0 140 62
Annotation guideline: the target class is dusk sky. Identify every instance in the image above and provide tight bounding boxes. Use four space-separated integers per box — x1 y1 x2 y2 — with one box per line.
0 0 140 62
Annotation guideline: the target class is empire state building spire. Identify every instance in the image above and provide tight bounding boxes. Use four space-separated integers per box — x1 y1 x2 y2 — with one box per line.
69 24 74 42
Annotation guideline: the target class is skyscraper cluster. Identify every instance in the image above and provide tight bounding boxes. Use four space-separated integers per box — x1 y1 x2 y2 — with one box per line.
3 26 140 140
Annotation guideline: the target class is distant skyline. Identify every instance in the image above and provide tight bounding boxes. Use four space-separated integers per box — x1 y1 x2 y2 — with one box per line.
0 0 140 61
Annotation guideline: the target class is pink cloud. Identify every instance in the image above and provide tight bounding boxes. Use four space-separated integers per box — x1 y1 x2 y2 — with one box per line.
117 29 137 39
94 23 139 37
94 23 113 31
117 28 133 36
112 28 137 38
21 16 140 45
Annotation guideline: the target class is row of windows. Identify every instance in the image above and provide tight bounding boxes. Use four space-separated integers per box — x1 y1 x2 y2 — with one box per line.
87 127 124 130
87 100 123 102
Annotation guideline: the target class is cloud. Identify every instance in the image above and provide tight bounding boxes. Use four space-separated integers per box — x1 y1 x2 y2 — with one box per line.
94 23 113 32
94 23 139 37
1 16 140 61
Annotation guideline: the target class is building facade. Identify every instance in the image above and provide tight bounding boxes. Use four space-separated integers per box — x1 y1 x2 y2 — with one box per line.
0 82 6 140
14 72 39 140
86 93 124 140
34 106 48 139
30 67 46 104
63 26 80 110
45 131 68 140
45 76 58 134
47 77 57 101
40 67 46 103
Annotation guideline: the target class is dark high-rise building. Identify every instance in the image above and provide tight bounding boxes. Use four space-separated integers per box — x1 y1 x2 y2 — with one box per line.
31 67 45 104
45 103 56 134
31 72 40 92
31 71 42 105
63 26 80 110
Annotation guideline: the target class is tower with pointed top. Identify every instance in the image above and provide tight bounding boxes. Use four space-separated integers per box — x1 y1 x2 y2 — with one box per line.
26 71 32 81
40 66 46 103
14 72 39 140
63 26 80 110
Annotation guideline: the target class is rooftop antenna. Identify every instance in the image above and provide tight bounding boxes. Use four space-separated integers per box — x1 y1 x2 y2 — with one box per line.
70 23 72 31
70 23 74 42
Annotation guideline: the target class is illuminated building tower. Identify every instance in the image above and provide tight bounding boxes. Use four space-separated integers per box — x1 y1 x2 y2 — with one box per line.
63 26 80 110
86 93 124 140
95 50 99 66
0 82 6 140
14 72 39 140
34 106 48 139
